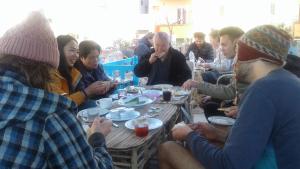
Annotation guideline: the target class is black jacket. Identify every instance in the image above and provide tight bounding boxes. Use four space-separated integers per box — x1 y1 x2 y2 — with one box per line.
284 54 300 78
134 47 191 86
186 42 214 62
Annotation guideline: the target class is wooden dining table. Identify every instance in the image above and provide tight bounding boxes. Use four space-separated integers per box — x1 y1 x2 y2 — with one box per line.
81 85 193 169
106 103 179 169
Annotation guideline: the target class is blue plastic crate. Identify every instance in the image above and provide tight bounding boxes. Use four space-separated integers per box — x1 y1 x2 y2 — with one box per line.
104 56 138 66
102 56 139 87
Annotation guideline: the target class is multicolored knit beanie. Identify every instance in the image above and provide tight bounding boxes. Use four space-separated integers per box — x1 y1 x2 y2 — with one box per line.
237 25 291 65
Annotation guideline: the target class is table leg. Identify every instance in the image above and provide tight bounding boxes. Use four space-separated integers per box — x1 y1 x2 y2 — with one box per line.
131 148 138 169
180 106 192 123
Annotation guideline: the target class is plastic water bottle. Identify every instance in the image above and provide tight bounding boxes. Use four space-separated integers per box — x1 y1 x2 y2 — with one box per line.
189 51 195 67
113 70 121 82
189 51 195 62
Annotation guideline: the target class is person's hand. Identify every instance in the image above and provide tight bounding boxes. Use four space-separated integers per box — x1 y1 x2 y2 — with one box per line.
201 63 211 69
156 52 166 59
182 79 199 90
149 52 166 64
198 95 212 107
110 81 118 89
149 53 158 64
84 81 107 96
103 81 112 93
171 122 193 141
201 95 211 104
89 117 112 137
224 106 238 118
188 122 221 141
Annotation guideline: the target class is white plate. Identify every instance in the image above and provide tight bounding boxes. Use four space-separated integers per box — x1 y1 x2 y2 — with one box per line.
208 116 235 126
152 84 173 90
77 107 109 122
125 118 163 130
118 96 153 107
106 110 140 121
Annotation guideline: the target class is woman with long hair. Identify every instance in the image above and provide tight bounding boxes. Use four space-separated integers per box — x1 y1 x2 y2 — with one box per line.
49 35 108 106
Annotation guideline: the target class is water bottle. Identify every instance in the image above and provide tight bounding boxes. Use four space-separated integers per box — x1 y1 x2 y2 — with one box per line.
189 51 195 67
113 70 121 82
189 51 195 62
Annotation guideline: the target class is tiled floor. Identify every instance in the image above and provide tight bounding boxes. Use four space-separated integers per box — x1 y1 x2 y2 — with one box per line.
191 106 208 123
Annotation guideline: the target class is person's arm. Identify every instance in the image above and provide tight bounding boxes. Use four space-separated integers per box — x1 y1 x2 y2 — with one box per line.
185 86 276 169
133 53 152 77
197 81 236 100
43 112 113 169
173 51 192 86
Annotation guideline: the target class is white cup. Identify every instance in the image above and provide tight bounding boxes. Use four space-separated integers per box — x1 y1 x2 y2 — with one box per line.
96 98 113 109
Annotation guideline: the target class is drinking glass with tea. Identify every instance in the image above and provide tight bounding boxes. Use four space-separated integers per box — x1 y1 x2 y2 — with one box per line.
134 118 149 137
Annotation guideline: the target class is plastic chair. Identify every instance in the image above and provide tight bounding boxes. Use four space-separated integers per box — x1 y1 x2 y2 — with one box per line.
216 72 234 85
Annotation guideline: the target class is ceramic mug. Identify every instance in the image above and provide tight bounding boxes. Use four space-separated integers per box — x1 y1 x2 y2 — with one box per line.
96 98 113 109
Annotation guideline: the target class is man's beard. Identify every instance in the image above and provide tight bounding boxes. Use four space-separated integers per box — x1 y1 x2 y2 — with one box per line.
235 62 253 84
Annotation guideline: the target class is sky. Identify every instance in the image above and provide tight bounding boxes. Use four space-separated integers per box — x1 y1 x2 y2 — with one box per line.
0 0 299 48
0 0 143 47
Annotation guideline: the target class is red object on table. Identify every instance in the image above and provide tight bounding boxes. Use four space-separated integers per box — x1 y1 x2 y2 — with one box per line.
135 124 149 137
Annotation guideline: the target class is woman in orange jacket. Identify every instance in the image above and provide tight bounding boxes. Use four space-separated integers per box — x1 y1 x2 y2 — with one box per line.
49 35 110 106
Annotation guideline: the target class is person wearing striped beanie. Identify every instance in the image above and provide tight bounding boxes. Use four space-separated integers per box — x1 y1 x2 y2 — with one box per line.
235 25 290 83
159 25 300 169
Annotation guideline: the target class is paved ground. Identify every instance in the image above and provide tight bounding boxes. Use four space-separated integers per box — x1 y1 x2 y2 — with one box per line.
192 106 207 123
145 105 208 169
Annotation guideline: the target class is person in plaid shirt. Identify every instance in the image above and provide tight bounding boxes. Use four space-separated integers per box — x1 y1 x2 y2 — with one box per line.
0 11 113 169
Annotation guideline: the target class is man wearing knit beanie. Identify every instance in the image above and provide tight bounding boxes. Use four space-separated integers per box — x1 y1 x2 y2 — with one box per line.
0 12 113 168
159 25 300 169
235 25 291 83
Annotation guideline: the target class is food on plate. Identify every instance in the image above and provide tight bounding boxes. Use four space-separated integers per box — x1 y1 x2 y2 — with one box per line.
173 89 189 96
125 97 146 105
218 107 234 112
126 86 139 93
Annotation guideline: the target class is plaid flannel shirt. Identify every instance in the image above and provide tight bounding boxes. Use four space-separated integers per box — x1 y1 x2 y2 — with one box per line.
0 68 113 169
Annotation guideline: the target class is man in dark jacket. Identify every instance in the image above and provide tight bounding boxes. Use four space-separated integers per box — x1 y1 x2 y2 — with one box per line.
185 32 214 62
134 32 191 86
